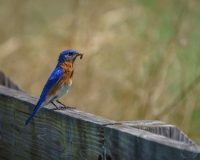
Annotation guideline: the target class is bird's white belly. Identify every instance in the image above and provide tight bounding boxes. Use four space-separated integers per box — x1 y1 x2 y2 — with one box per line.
47 81 72 102
57 83 72 98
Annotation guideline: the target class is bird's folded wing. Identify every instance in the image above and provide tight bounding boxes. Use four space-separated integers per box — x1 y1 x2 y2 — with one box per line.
25 67 64 125
38 67 64 102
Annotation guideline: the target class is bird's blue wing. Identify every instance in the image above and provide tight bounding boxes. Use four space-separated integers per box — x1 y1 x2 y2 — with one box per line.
25 66 64 125
39 66 64 100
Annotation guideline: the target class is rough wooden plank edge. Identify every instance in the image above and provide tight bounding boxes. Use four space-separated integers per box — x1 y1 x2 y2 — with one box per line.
0 70 22 91
122 120 195 145
0 85 115 125
104 124 200 160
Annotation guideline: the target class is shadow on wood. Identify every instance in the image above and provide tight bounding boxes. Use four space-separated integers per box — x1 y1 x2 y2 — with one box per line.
0 85 199 160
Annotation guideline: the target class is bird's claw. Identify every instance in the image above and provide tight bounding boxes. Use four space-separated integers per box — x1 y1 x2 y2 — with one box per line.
56 106 76 110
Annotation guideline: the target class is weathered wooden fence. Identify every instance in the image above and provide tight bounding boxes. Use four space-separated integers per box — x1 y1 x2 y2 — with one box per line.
0 85 199 160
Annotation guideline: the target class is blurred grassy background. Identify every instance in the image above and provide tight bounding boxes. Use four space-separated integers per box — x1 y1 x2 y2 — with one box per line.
0 0 200 144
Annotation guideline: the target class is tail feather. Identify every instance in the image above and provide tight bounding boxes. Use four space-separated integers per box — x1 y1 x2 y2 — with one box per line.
25 100 44 125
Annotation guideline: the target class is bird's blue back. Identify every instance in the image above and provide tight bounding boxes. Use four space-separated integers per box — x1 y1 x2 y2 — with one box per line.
25 65 64 125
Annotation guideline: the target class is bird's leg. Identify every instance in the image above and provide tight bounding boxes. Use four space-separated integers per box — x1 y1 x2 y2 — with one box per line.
52 101 69 110
56 100 66 107
51 102 59 109
56 100 76 109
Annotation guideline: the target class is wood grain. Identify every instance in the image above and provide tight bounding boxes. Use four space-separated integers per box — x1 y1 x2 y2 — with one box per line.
0 85 199 160
122 120 195 144
104 124 200 160
0 86 115 160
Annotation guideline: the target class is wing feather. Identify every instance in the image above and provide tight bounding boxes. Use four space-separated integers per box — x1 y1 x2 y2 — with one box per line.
39 67 64 100
25 66 64 125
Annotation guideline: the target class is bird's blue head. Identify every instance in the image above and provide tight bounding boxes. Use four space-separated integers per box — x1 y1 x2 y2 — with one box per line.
58 49 83 64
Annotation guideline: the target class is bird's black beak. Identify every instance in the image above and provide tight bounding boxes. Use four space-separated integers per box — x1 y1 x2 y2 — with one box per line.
77 52 84 59
73 52 84 60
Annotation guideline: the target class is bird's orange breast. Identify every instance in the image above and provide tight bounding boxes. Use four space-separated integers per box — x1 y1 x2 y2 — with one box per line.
47 61 73 97
59 61 73 85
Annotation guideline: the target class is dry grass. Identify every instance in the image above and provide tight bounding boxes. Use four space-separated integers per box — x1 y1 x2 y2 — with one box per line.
0 0 200 144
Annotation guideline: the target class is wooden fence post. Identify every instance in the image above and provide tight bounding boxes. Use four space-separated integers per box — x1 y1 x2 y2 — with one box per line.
0 85 199 160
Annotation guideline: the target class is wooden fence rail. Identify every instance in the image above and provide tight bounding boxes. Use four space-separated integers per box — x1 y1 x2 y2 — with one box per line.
0 85 199 160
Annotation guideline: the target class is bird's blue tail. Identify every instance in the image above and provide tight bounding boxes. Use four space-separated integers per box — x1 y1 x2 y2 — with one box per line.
25 100 44 125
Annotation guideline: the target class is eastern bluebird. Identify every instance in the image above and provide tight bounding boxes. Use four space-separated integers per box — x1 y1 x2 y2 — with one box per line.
25 49 83 125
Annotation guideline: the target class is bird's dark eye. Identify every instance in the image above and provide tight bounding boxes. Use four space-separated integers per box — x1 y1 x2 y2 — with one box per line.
68 52 73 56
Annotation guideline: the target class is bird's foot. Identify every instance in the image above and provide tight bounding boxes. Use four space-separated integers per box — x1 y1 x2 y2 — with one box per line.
52 101 76 110
55 100 76 110
57 106 76 110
